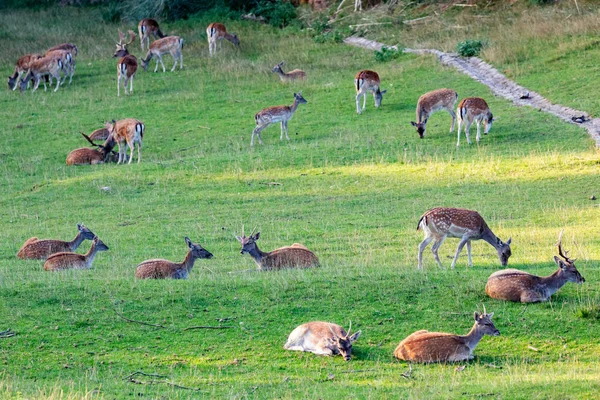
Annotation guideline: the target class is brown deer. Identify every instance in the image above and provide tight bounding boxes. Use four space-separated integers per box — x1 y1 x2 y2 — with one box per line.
138 18 164 51
43 49 75 86
113 30 138 96
236 230 319 270
272 61 306 82
44 236 109 271
486 232 585 303
17 223 95 259
417 207 511 269
284 321 361 361
251 92 307 146
19 56 63 93
135 237 214 279
105 118 145 164
46 43 78 56
88 127 111 141
394 308 499 363
456 97 494 146
66 132 117 165
8 53 42 90
140 36 183 73
206 23 239 56
354 70 386 114
410 89 458 138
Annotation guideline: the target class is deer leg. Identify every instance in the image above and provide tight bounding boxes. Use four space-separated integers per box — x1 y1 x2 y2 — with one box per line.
128 140 135 165
431 237 446 269
129 74 134 94
251 125 265 146
117 143 123 164
154 58 159 73
464 121 473 145
179 51 183 69
171 51 178 71
280 122 284 140
284 121 290 140
417 236 434 269
456 118 463 146
466 241 473 267
448 108 456 132
476 120 481 143
159 56 166 73
450 237 469 269
362 91 367 111
117 74 121 97
32 77 40 92
137 140 142 164
355 92 363 114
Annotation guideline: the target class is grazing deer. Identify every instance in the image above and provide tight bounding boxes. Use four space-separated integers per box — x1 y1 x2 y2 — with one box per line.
44 236 109 271
251 92 307 146
105 118 145 164
113 30 138 96
8 53 42 90
19 56 63 93
46 43 78 56
417 207 512 269
410 89 458 138
456 97 494 146
140 36 183 73
272 61 306 82
354 70 386 114
66 132 117 165
236 230 319 270
486 232 585 303
138 18 164 51
206 23 239 56
284 321 361 361
43 49 75 85
17 223 95 259
135 237 213 279
394 308 499 363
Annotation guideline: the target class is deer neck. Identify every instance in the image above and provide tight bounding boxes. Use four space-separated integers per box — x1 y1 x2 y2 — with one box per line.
9 69 18 80
289 98 301 114
275 69 287 80
539 269 568 296
461 322 485 350
481 227 501 249
84 242 99 267
181 250 197 272
68 231 85 251
224 32 235 43
247 245 268 267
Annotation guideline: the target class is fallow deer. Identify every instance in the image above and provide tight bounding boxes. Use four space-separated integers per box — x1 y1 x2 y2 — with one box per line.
354 70 386 114
105 118 145 164
140 36 183 73
66 132 117 165
486 231 585 303
135 237 214 279
8 53 42 91
46 43 78 56
456 97 494 146
272 61 306 82
17 223 95 260
410 89 458 138
43 49 75 85
417 207 512 269
88 127 111 141
44 236 109 271
236 230 319 270
206 23 239 56
251 92 307 146
113 30 138 96
138 18 164 51
19 56 63 93
394 309 499 363
284 321 361 361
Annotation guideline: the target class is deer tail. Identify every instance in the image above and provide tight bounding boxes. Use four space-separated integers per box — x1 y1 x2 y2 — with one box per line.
417 215 426 231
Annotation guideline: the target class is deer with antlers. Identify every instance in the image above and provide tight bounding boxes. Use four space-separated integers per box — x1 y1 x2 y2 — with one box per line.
105 118 145 164
44 236 109 271
206 23 239 56
411 88 458 139
135 237 213 279
140 36 183 73
138 18 165 51
8 54 42 91
272 61 306 82
17 224 96 260
113 29 138 96
354 70 386 114
284 321 361 361
251 92 307 146
19 56 63 93
66 132 118 165
486 232 585 303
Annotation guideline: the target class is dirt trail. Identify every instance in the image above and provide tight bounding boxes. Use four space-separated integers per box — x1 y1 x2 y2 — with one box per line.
344 36 600 147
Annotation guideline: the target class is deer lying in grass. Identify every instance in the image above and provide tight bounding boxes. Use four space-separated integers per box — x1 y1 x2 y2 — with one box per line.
456 97 494 146
394 309 499 363
251 92 307 146
17 224 95 259
66 132 117 165
113 30 138 96
486 232 585 303
135 237 213 279
19 56 63 93
138 18 164 51
8 54 42 90
272 61 306 82
44 236 109 271
236 230 319 270
417 207 511 269
284 321 361 361
354 70 386 114
105 118 145 164
206 23 239 56
140 36 184 73
410 88 458 138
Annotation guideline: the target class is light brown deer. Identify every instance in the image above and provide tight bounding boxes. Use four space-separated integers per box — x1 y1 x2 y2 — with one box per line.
135 237 214 279
17 224 95 259
19 56 63 93
410 88 458 138
138 18 164 51
236 230 319 270
394 309 499 363
66 132 117 165
43 49 75 86
354 70 386 114
44 236 109 271
272 61 306 82
113 30 138 96
456 97 494 146
46 43 78 56
486 232 585 303
284 321 361 361
140 36 183 73
105 118 145 164
88 127 111 141
8 53 42 90
206 23 239 56
417 207 511 269
251 92 307 146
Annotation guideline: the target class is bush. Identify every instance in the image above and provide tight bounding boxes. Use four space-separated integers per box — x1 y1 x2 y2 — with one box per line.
374 46 400 62
253 0 296 28
456 39 484 57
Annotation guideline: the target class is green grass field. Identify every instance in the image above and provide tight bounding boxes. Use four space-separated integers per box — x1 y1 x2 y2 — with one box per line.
2 6 600 399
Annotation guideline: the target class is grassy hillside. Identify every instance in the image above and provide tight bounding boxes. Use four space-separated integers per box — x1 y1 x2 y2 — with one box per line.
1 6 600 399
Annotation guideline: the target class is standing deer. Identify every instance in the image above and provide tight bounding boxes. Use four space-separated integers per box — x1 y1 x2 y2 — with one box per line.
113 30 138 96
284 321 361 361
206 23 239 56
43 49 74 85
138 18 164 51
410 88 458 138
140 36 183 73
19 56 63 93
44 236 109 271
251 92 307 146
354 70 386 114
456 97 494 146
17 224 95 259
486 232 585 303
105 118 145 164
394 308 499 363
46 43 78 56
135 237 213 279
417 207 512 269
272 61 306 82
236 230 319 270
8 53 42 90
66 132 117 165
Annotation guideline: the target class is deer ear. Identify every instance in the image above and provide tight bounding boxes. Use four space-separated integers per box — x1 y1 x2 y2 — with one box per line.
474 311 481 321
349 330 361 342
554 255 567 269
411 121 417 127
506 237 512 245
185 237 192 248
77 223 83 230
380 89 387 95
253 232 260 240
487 312 494 318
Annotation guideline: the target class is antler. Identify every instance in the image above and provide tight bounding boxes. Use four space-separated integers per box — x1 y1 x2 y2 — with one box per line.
80 132 102 148
482 304 487 316
328 324 339 339
249 226 257 238
557 230 576 263
347 320 352 337
125 30 136 46
117 30 136 46
117 29 126 45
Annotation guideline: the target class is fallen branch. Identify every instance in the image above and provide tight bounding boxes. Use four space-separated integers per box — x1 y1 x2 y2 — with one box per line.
114 310 165 328
126 376 204 391
124 371 168 380
0 329 15 338
348 22 392 28
183 325 235 331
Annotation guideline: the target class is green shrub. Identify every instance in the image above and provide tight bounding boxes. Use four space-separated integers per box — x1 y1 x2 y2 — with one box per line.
253 0 296 28
456 39 484 57
374 46 400 62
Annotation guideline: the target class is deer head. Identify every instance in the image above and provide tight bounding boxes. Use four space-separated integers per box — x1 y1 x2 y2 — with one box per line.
272 61 284 74
236 227 260 255
230 33 240 47
484 112 494 134
555 231 585 284
474 307 500 337
495 237 512 266
411 119 428 138
114 30 136 58
184 237 213 259
77 223 96 240
374 88 387 108
329 322 361 361
92 236 109 252
294 91 307 104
